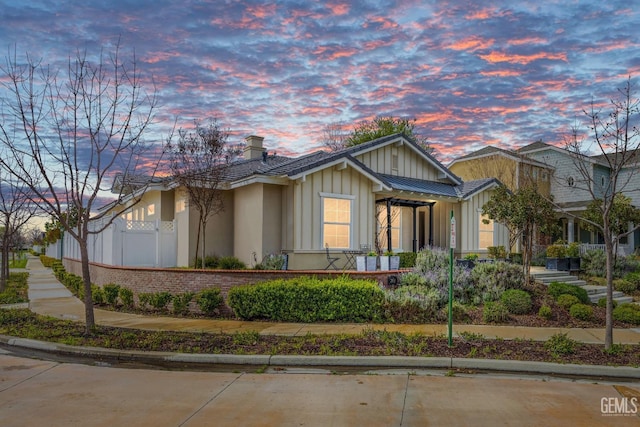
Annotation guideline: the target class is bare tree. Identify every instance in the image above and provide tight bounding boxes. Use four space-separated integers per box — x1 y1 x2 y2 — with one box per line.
0 42 159 334
0 169 38 290
321 121 349 152
564 77 640 349
165 119 239 268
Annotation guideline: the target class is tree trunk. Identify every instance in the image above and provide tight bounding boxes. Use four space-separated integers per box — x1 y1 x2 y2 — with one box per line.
78 240 96 334
201 218 207 271
0 239 8 292
194 220 201 268
604 235 614 350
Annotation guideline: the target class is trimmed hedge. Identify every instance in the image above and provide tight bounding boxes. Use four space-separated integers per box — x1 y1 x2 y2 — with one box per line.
500 289 532 314
228 276 384 322
613 304 640 325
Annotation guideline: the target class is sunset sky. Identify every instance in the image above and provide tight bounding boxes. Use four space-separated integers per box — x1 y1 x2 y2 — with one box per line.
1 0 638 163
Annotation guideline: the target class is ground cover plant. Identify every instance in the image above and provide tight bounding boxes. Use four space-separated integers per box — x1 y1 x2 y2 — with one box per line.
0 272 29 304
0 308 638 367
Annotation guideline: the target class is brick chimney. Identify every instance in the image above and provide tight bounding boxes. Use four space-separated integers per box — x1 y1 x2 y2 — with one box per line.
243 135 265 160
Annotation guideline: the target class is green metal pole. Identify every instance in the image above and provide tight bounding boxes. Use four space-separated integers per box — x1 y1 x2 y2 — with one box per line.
448 210 454 347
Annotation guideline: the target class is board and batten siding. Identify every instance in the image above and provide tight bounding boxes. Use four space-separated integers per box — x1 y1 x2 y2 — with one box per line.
294 166 376 251
459 190 509 255
354 143 442 180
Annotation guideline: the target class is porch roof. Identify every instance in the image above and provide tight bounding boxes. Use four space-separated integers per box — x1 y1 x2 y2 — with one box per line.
378 174 499 200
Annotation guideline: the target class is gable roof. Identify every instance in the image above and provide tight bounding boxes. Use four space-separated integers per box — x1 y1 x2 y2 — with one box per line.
449 145 550 169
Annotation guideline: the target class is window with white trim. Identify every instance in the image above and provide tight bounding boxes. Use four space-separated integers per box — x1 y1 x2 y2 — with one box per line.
147 203 155 216
479 214 494 250
322 195 352 249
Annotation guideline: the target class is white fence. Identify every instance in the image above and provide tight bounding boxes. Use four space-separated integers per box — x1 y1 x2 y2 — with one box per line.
56 218 177 268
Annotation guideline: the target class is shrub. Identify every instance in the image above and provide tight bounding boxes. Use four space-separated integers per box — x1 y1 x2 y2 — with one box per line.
612 304 640 325
597 297 618 309
442 301 469 322
399 252 417 268
500 289 532 315
91 285 105 304
545 333 576 356
383 286 442 322
194 255 220 269
399 272 427 287
196 288 224 315
613 279 637 294
538 304 553 320
556 294 580 310
40 255 57 268
228 276 384 322
119 287 134 308
138 293 152 309
624 272 640 288
569 303 593 321
482 301 509 323
148 292 173 311
103 284 121 306
582 250 640 278
548 282 589 304
256 254 286 270
546 244 566 258
172 292 195 315
218 256 246 270
471 261 525 302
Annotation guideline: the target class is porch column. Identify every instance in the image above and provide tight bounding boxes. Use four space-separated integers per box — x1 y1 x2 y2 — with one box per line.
428 204 434 247
412 206 417 253
386 199 392 253
567 218 574 243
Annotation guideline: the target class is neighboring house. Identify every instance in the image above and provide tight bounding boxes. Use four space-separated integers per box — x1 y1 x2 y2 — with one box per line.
448 145 552 196
450 141 639 254
87 133 508 269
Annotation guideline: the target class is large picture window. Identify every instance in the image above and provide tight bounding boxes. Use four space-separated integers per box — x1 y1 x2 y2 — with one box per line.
479 214 494 249
322 195 352 249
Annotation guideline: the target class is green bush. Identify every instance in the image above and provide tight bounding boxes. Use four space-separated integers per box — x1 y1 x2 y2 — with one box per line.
194 255 220 269
538 304 553 320
228 276 384 323
500 289 532 314
218 256 246 270
613 304 640 325
482 301 509 323
582 250 640 278
383 286 441 322
119 287 134 308
91 285 105 304
548 282 589 304
103 284 121 306
624 272 640 288
399 252 417 268
471 261 525 303
597 297 618 309
40 255 57 268
556 294 580 310
138 293 152 309
196 288 224 315
172 292 195 315
613 279 637 294
545 333 576 356
147 292 173 311
569 303 593 321
442 301 469 322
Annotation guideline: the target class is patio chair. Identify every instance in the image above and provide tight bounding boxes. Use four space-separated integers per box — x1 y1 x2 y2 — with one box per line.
324 244 340 270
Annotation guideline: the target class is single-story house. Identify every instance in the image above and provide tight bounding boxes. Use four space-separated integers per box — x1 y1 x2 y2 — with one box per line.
99 133 509 269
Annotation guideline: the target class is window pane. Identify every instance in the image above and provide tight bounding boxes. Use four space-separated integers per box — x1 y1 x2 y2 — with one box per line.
323 197 351 249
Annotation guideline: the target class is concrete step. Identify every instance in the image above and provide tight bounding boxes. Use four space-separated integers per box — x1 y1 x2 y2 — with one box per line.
536 277 587 287
588 292 632 304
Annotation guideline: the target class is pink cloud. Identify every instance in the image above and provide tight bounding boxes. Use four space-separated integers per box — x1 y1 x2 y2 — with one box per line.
479 51 567 65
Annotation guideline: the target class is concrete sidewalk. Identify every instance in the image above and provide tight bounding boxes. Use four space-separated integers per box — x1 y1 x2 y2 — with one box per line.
17 256 640 345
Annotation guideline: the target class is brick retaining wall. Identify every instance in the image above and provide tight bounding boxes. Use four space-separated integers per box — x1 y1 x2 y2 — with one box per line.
63 258 403 314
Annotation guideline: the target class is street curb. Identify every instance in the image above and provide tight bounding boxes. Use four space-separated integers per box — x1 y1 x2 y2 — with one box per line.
2 334 640 379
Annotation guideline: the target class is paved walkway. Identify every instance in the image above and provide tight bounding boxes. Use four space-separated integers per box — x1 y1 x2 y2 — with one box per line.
15 256 640 345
